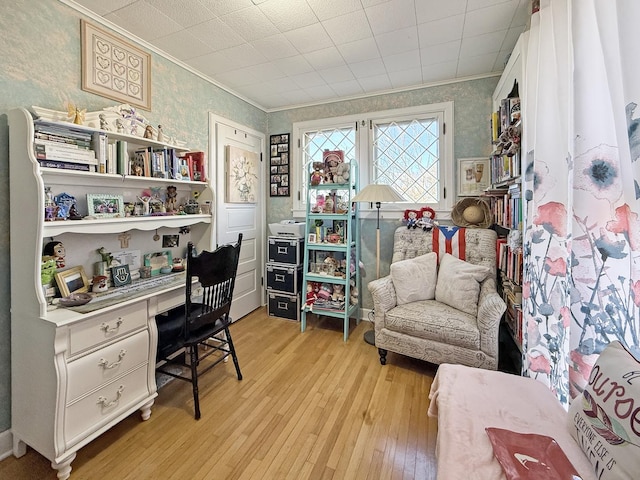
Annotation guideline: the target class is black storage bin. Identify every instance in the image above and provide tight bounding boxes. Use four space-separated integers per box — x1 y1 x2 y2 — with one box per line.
268 237 303 264
268 292 301 321
266 264 302 295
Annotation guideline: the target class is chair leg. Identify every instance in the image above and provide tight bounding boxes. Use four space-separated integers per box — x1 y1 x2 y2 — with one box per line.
225 327 243 381
189 345 201 420
378 348 388 365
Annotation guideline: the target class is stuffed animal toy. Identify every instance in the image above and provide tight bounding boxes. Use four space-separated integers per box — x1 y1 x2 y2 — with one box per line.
418 206 436 231
334 162 350 184
349 279 359 306
403 209 420 229
332 284 345 302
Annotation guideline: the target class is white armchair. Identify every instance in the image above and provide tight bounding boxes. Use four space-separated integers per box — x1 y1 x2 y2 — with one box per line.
368 227 506 370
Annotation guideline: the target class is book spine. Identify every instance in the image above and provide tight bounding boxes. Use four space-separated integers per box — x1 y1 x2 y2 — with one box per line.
92 132 108 174
38 159 93 172
116 140 128 175
35 144 96 161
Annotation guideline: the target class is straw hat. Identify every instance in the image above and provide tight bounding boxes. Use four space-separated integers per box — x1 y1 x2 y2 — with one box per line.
451 197 492 228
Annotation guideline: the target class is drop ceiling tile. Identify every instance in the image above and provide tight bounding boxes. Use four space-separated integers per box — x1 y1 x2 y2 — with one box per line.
511 0 531 27
285 23 334 54
375 26 420 57
259 0 317 32
467 0 516 12
365 0 417 35
360 0 388 7
456 52 499 76
307 0 362 21
493 48 514 71
188 18 245 51
251 34 299 60
417 14 464 47
221 6 280 42
291 71 329 89
463 3 519 38
415 0 467 23
216 69 260 88
323 10 372 45
420 40 461 66
306 84 338 101
383 50 420 72
304 47 346 70
422 60 457 82
145 0 216 28
241 62 286 82
501 26 523 53
388 67 423 88
349 58 387 78
153 30 212 61
358 73 392 92
337 37 380 63
460 31 506 58
272 55 315 75
200 0 254 16
281 89 316 105
219 43 269 70
330 79 364 96
318 65 356 84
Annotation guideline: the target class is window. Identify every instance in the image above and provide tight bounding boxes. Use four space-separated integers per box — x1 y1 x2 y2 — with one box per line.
292 103 453 217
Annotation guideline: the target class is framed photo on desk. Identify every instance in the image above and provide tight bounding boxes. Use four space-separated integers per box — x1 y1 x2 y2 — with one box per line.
55 266 90 297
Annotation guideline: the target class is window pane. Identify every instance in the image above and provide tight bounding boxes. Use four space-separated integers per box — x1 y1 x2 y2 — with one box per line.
373 118 440 203
301 126 356 202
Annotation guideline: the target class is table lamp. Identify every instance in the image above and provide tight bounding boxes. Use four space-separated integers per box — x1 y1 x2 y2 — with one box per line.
351 183 406 346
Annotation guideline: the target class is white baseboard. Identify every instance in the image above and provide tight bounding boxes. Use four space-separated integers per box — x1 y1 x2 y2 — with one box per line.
360 308 373 322
0 429 13 461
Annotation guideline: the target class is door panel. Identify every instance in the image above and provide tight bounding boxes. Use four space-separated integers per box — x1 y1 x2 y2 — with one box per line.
211 118 264 320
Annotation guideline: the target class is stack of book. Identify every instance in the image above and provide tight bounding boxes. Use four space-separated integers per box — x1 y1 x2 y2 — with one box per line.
34 121 97 172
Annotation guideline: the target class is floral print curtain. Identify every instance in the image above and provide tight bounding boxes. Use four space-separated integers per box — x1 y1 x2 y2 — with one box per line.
522 0 640 406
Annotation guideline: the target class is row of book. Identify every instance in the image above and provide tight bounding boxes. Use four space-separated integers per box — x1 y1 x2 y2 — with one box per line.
33 120 207 181
496 238 523 285
491 96 521 143
484 184 522 230
490 151 521 183
34 121 98 172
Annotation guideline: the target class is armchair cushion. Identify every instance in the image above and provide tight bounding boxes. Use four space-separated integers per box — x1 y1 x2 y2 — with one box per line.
390 252 437 305
435 253 492 317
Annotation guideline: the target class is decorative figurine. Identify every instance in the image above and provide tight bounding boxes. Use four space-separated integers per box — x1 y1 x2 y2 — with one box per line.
143 125 154 139
66 102 85 125
68 203 82 220
92 275 109 293
166 185 177 212
157 125 165 143
97 247 113 267
43 241 66 269
99 113 111 131
138 196 151 215
115 118 125 133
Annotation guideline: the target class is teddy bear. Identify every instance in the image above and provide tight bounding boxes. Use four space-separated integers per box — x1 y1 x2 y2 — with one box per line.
334 162 350 184
332 284 345 302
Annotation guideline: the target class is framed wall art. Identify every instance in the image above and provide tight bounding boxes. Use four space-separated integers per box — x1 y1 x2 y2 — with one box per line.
225 145 258 203
270 133 290 197
458 157 491 196
81 20 151 111
55 266 90 297
87 193 125 218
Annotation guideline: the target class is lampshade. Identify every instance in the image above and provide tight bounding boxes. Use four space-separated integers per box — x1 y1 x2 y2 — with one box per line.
351 183 406 204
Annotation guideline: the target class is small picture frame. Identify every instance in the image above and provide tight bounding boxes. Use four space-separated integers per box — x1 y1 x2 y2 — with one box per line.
307 233 316 244
55 266 90 298
111 264 132 287
87 193 125 218
162 235 179 248
143 250 173 276
458 157 491 196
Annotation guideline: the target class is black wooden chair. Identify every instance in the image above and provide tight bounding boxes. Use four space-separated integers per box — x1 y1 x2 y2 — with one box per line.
156 234 243 419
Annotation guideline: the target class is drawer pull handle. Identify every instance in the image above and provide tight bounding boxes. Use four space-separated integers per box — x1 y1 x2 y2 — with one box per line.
277 246 288 254
98 350 127 369
97 385 124 408
100 319 123 333
275 274 285 282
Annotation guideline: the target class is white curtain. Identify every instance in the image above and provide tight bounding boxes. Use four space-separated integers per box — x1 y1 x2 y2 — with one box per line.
522 0 640 406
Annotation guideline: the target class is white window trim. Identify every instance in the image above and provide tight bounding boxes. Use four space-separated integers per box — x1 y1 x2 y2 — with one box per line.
292 102 454 220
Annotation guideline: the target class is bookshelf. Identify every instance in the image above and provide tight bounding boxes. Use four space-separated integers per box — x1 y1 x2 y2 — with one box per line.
486 34 526 373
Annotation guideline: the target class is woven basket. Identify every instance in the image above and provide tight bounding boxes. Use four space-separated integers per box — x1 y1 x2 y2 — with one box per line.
451 197 492 229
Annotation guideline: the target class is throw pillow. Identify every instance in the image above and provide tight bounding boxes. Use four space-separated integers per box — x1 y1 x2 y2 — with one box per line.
567 341 640 480
390 252 438 305
435 253 492 316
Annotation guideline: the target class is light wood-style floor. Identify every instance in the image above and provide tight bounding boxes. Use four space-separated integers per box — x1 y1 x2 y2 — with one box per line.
0 308 438 480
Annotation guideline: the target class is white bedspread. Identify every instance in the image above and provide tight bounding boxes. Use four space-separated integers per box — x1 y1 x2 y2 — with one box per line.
428 364 597 480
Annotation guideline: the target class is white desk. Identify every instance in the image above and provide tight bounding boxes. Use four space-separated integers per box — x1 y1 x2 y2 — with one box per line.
11 277 191 480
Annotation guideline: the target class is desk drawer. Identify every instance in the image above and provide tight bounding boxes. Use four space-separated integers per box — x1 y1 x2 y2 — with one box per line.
65 365 149 447
68 302 147 356
67 330 149 402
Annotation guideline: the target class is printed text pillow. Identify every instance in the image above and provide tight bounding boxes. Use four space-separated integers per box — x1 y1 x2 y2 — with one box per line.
567 341 640 479
390 252 437 305
435 253 492 317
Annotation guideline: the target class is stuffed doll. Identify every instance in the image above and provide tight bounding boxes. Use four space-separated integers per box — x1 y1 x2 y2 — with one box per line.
418 206 436 231
403 209 420 229
334 162 350 184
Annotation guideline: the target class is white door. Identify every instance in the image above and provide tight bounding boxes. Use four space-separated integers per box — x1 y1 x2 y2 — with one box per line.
210 114 265 321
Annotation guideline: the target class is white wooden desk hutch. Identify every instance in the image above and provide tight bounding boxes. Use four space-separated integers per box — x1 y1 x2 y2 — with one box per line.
9 108 214 479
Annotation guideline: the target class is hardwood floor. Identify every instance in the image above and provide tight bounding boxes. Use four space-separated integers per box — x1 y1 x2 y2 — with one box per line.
0 308 439 479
